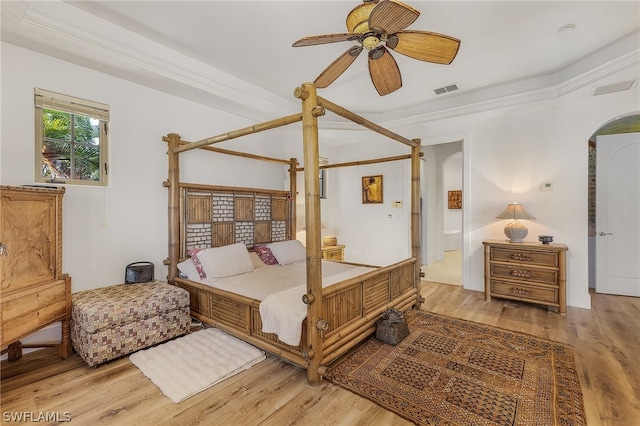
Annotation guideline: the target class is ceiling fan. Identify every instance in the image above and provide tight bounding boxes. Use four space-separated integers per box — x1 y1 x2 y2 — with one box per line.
292 0 460 96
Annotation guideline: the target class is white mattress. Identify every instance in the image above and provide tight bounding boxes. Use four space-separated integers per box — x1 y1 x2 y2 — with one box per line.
194 260 374 301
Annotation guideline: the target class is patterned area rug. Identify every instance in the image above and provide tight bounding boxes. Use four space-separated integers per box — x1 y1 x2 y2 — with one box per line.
324 310 585 426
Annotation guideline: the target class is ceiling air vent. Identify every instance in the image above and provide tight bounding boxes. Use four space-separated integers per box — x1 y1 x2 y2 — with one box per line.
434 84 458 95
593 80 636 96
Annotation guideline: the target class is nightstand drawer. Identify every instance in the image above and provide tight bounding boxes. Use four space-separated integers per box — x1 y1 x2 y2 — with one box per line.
324 250 342 261
490 279 558 304
490 264 558 285
490 247 558 268
321 245 345 262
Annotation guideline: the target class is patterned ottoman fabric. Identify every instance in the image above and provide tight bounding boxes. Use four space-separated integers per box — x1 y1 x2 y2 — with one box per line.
71 282 190 367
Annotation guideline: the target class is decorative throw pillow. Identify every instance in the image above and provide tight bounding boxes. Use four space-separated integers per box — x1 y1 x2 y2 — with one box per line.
177 258 199 280
197 243 255 278
187 247 207 279
267 240 306 265
254 245 278 265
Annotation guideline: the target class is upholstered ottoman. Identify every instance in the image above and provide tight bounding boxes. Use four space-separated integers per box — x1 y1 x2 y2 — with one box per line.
71 282 190 367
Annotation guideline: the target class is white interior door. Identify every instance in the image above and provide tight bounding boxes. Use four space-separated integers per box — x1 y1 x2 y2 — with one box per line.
596 132 640 296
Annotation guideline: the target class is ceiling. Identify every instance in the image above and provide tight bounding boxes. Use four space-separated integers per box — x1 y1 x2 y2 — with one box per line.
2 1 639 141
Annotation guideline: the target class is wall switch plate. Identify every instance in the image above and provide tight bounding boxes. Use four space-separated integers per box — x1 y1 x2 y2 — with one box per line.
392 201 403 208
541 182 554 191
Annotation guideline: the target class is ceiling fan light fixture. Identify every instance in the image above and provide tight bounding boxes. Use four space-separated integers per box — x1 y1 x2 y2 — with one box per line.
362 34 381 50
293 0 460 96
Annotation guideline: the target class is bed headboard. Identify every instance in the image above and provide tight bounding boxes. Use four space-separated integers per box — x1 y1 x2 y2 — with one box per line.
180 183 294 257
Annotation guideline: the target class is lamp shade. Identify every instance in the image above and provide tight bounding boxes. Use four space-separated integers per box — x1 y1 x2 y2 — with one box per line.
496 203 535 220
496 203 535 242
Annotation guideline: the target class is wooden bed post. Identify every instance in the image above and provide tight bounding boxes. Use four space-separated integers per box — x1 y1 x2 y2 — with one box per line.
296 83 324 386
411 141 423 306
165 133 181 283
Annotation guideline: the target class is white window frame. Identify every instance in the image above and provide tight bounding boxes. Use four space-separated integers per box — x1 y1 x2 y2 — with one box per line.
34 88 109 186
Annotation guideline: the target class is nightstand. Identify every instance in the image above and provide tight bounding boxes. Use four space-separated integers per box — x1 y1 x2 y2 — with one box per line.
321 245 345 262
483 239 568 314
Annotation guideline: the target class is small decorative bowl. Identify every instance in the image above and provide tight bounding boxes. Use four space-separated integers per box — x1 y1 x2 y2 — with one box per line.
322 235 338 246
538 235 554 244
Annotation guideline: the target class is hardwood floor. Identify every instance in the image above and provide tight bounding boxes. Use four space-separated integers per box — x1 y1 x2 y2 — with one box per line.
2 281 639 425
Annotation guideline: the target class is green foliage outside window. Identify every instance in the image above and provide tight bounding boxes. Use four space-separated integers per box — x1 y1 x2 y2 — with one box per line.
35 88 109 186
41 109 101 182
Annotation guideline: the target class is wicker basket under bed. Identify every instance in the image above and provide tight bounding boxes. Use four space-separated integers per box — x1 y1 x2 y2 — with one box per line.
375 308 410 345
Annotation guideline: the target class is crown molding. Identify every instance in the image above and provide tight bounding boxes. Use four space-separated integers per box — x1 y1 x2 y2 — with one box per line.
1 1 299 121
0 0 29 22
3 1 638 130
557 50 640 96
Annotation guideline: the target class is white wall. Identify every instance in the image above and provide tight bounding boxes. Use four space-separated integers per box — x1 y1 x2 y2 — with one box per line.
3 41 639 317
1 43 292 293
422 141 463 263
320 138 414 266
443 152 463 232
333 73 639 310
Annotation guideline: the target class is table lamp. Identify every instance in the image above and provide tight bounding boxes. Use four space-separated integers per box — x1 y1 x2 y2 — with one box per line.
496 202 535 243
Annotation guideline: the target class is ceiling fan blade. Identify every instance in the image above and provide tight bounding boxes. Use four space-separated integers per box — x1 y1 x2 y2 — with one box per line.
368 46 402 96
388 30 460 64
314 46 363 88
368 0 419 35
292 33 356 47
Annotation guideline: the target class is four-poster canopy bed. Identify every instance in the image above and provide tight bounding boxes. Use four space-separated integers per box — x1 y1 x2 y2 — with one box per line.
164 83 422 385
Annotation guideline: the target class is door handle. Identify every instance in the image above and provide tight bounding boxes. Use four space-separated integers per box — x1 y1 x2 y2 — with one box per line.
0 242 7 256
598 232 613 236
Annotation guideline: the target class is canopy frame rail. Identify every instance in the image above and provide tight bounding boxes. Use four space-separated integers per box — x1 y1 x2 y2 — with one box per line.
164 82 422 386
295 152 424 172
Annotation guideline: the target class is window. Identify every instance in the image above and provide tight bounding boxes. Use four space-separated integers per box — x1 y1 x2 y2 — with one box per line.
34 89 109 186
319 157 328 199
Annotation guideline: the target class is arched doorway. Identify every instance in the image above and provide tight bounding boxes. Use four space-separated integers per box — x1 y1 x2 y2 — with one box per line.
588 112 640 296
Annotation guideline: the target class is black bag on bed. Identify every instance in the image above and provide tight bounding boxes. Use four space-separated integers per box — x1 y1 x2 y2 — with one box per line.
125 261 154 284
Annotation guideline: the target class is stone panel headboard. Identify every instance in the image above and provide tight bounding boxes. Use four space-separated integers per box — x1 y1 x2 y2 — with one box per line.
180 184 293 257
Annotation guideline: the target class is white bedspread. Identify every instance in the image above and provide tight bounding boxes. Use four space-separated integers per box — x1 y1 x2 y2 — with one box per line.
191 260 374 346
259 266 374 346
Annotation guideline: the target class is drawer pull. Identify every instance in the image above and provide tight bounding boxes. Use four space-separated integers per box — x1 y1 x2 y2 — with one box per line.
510 287 532 296
510 253 532 261
511 269 532 278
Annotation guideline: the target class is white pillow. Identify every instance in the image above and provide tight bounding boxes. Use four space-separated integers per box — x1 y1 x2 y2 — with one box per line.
197 243 255 278
249 251 265 269
177 258 199 280
268 240 306 265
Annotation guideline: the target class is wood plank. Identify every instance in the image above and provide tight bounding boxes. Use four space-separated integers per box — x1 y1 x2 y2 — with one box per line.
2 283 639 424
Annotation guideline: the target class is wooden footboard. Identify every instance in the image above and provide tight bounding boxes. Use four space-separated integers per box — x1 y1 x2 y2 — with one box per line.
174 257 418 373
319 258 417 366
174 276 308 367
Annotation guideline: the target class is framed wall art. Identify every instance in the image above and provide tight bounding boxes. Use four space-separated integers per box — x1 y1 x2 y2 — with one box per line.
362 175 383 204
448 190 462 209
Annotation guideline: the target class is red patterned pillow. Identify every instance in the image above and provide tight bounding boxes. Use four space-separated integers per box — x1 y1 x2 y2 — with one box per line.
187 248 207 279
255 245 278 265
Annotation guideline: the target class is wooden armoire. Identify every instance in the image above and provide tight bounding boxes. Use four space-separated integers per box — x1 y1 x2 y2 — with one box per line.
0 185 72 360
